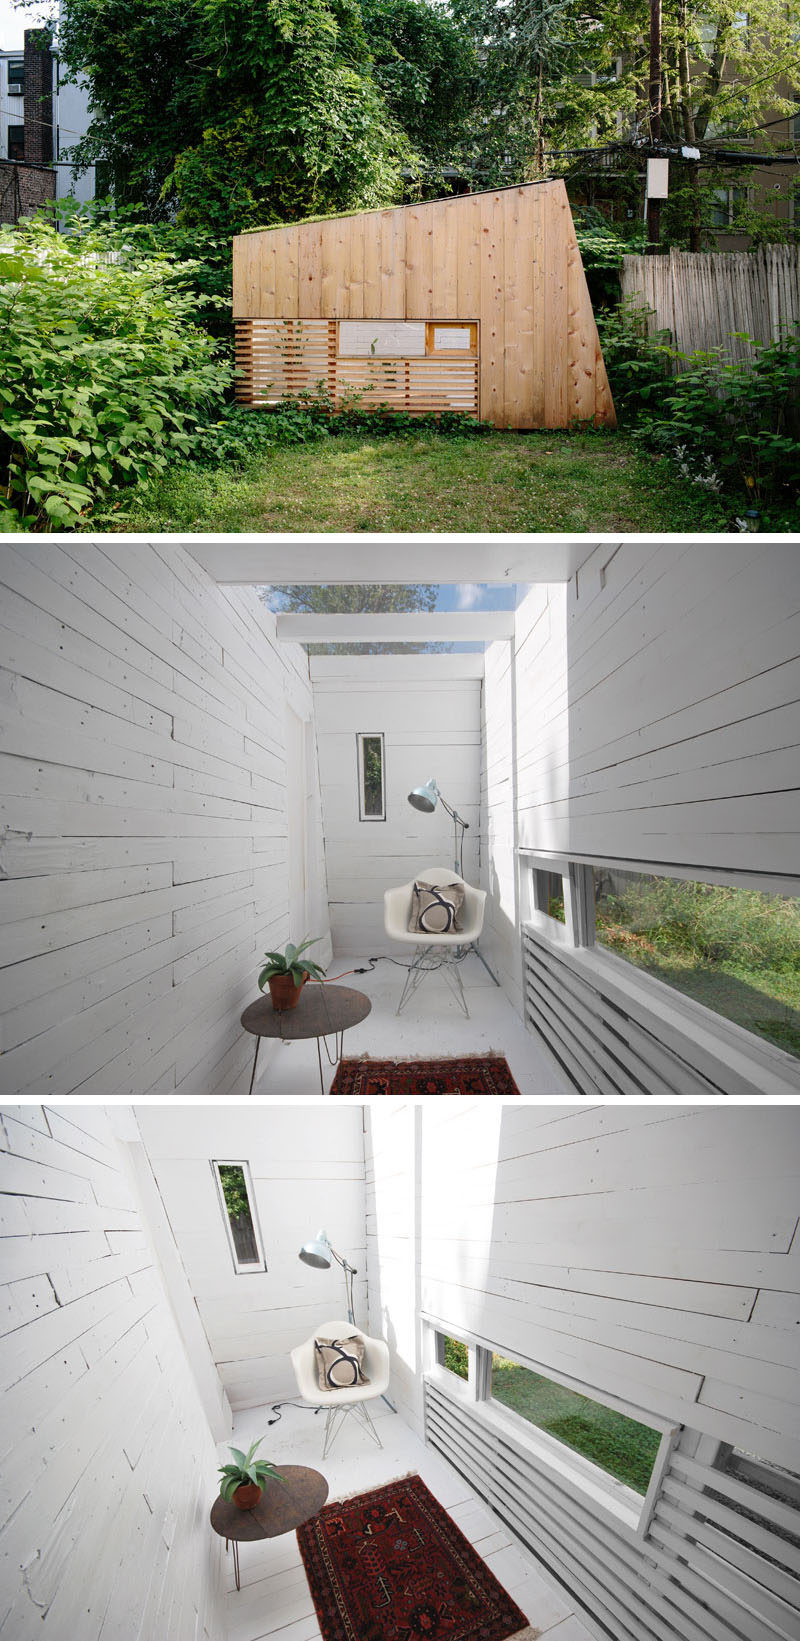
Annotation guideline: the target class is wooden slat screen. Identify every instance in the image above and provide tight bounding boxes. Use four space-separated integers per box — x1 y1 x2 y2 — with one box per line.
235 318 479 415
424 1381 800 1641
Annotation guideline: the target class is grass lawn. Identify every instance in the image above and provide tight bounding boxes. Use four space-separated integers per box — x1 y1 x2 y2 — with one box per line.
491 1360 662 1495
442 1340 660 1494
596 923 800 1059
113 428 726 533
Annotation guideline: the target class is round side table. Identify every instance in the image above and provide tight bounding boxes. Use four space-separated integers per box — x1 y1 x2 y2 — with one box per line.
210 1463 328 1592
241 983 372 1094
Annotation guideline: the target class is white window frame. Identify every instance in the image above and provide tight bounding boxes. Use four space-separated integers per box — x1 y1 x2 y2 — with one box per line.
357 731 386 822
518 848 800 1088
425 1321 678 1536
211 1159 267 1275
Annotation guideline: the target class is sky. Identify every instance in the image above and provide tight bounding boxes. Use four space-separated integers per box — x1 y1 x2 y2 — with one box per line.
0 0 51 50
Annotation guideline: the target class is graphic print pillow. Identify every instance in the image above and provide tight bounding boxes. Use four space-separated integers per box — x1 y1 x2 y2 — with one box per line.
314 1335 371 1391
408 881 465 935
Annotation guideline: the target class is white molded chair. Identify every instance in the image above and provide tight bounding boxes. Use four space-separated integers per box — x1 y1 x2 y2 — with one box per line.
383 865 487 1018
290 1320 390 1458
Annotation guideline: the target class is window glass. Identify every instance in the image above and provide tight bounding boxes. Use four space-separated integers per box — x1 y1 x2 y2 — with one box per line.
339 321 426 357
442 1336 469 1380
592 869 800 1058
358 732 385 820
8 60 24 93
8 126 25 160
213 1162 264 1270
491 1355 661 1494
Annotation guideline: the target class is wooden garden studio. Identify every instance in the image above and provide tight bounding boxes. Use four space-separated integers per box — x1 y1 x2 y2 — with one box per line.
232 181 615 428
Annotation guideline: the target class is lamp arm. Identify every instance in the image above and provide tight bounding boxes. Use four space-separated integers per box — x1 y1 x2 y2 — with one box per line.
329 1246 357 1324
437 793 469 830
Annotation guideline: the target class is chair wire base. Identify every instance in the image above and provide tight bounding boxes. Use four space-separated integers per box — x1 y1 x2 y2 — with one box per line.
322 1399 383 1459
396 945 471 1018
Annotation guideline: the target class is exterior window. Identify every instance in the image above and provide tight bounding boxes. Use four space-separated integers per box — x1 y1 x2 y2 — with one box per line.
8 126 25 161
490 1355 662 1495
592 869 800 1058
439 1334 469 1380
212 1160 266 1273
357 732 385 821
426 323 478 355
339 321 426 357
533 868 566 925
8 60 24 94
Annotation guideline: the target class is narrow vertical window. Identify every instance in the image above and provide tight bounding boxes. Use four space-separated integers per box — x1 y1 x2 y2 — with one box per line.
212 1161 266 1273
358 732 385 821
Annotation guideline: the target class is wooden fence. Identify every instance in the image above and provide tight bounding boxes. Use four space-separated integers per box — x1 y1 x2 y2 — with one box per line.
620 245 799 364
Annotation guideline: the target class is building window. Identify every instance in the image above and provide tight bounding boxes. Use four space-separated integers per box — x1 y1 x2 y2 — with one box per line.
212 1160 266 1273
357 732 385 821
533 869 566 925
7 126 25 161
592 868 800 1058
490 1354 662 1495
425 322 478 355
7 60 24 94
438 1334 469 1381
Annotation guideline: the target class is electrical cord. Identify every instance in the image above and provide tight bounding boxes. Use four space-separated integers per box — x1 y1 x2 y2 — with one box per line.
266 1400 324 1426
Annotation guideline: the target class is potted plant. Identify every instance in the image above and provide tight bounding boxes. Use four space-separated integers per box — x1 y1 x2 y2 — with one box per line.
218 1437 284 1510
258 937 327 1011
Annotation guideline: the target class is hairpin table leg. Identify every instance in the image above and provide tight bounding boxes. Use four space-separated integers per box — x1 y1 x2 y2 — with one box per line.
248 1036 261 1095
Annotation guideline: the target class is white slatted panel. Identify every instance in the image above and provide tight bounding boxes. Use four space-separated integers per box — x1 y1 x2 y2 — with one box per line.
424 1384 800 1641
0 1104 227 1641
521 927 800 1097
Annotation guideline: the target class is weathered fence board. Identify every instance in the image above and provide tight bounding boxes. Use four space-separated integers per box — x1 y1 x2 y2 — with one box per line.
621 246 799 363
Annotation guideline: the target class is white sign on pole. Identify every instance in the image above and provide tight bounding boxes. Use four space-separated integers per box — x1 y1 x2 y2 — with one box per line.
646 158 670 199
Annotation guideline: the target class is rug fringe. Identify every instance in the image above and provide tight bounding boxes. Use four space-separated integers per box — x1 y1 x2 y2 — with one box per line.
324 1469 420 1506
339 1052 502 1064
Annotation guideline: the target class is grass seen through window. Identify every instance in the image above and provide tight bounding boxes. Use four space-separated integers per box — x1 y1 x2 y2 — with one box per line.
491 1357 661 1494
593 872 800 1059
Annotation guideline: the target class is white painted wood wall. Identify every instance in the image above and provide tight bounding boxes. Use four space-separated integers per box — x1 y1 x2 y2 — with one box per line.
493 542 800 875
367 1102 800 1641
137 1105 367 1410
311 655 482 955
0 1103 228 1641
0 544 330 1097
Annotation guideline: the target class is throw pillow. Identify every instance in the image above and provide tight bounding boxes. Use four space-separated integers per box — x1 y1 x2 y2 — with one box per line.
314 1335 371 1391
408 881 465 935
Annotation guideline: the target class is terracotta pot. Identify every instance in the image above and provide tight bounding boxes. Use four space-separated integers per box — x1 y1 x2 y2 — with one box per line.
233 1482 262 1510
268 972 307 1011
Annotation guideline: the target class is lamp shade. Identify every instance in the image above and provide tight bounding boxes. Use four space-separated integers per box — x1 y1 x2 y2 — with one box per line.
408 778 439 813
299 1229 332 1269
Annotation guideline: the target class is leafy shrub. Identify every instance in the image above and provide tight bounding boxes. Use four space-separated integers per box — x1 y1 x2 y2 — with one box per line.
599 880 800 972
443 1337 468 1379
0 211 230 528
187 395 493 468
596 304 800 526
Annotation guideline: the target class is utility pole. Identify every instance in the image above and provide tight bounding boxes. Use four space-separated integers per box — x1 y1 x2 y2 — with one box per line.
647 0 662 250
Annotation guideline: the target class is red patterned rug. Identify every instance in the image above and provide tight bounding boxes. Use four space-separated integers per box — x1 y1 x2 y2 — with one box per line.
297 1474 536 1641
329 1056 521 1098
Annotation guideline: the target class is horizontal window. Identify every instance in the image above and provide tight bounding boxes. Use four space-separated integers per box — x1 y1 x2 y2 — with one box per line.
212 1160 266 1273
339 321 426 357
491 1354 662 1495
592 869 799 1059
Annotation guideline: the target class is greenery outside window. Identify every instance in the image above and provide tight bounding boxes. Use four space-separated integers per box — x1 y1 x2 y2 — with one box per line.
490 1354 662 1495
357 732 385 821
592 868 800 1059
212 1160 266 1273
439 1334 469 1381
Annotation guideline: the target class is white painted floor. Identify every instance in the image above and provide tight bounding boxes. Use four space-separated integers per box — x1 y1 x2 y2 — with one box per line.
252 952 568 1097
220 1398 593 1641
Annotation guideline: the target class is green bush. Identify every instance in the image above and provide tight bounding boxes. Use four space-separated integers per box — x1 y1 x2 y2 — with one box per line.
0 211 230 528
600 880 800 972
187 396 493 468
596 305 800 527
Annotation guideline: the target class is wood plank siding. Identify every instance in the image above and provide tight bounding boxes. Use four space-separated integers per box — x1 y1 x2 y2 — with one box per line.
232 182 615 429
